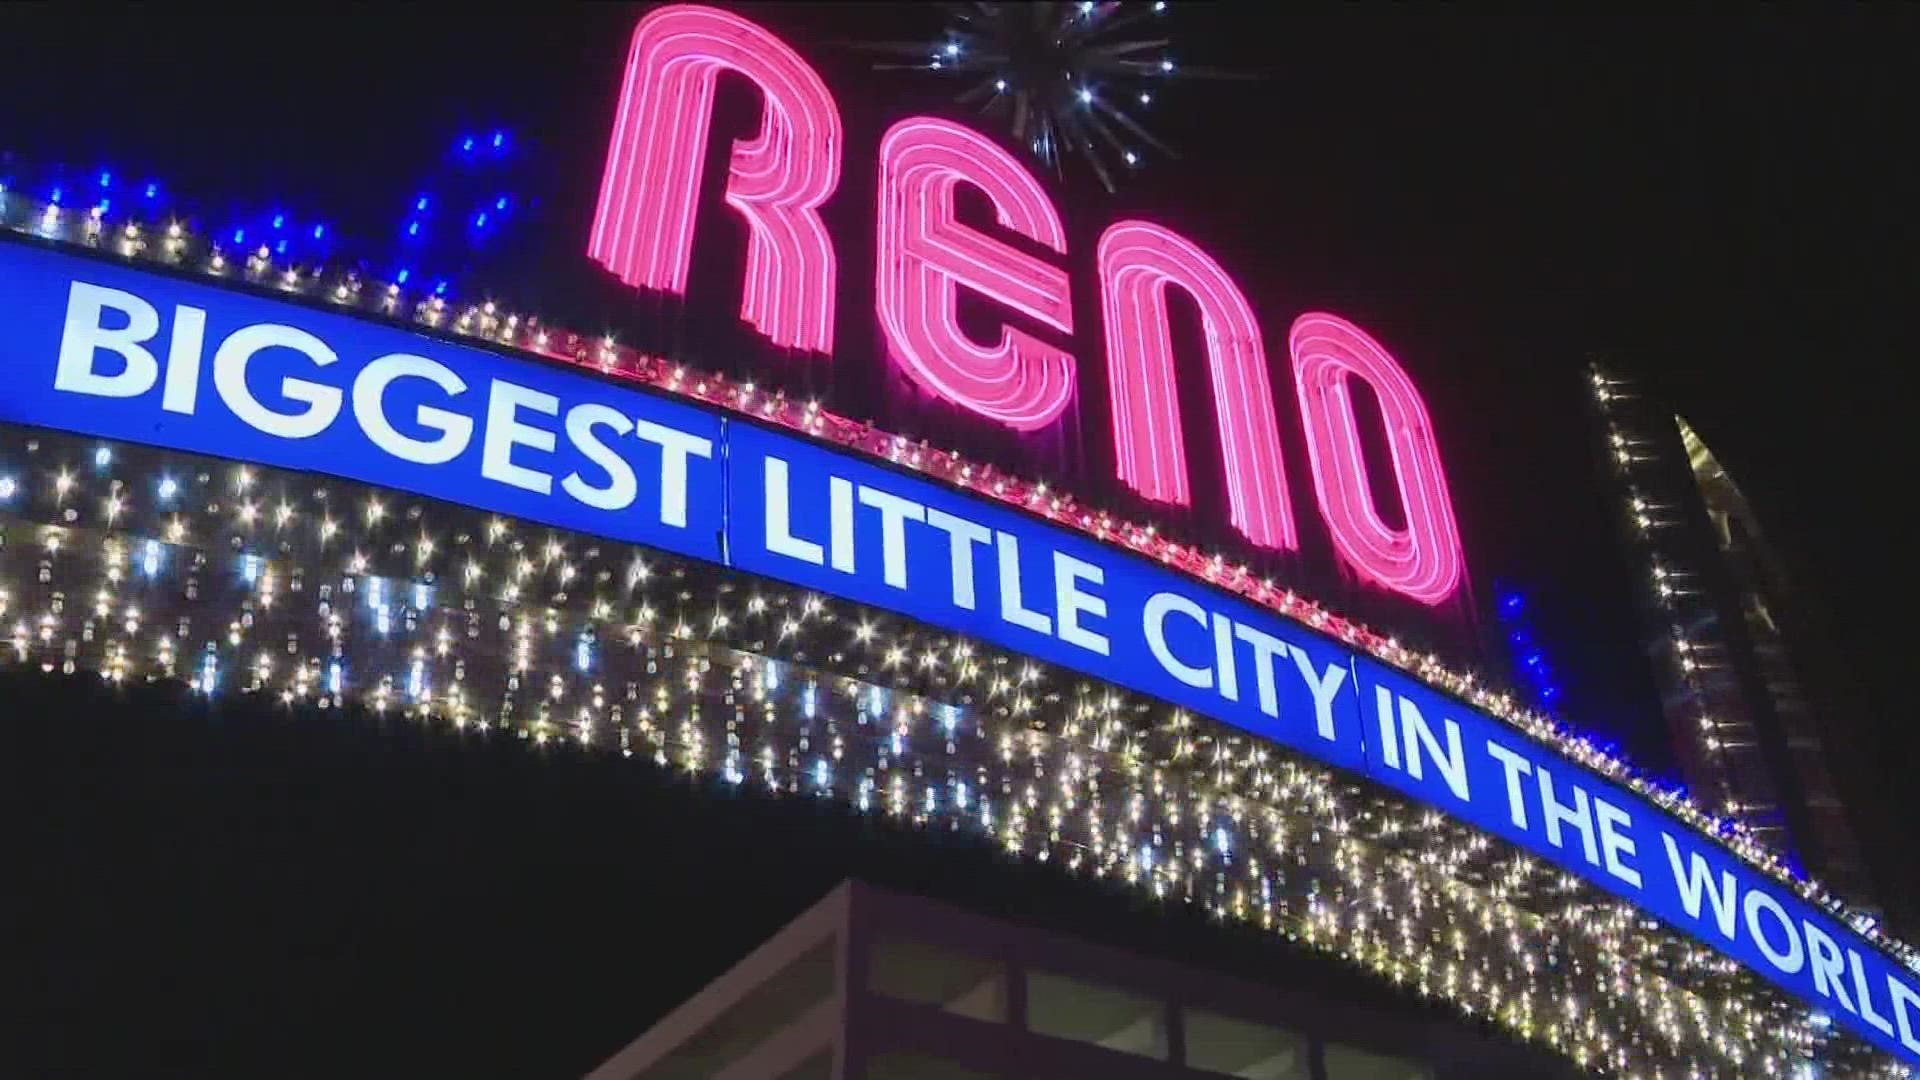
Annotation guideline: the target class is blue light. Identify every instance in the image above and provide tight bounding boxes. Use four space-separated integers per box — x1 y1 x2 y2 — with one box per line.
274 239 288 255
94 198 110 215
406 220 421 237
396 268 411 284
158 476 177 501
143 540 161 577
575 638 592 672
434 280 448 296
243 554 260 584
473 212 488 228
144 182 159 200
1499 592 1524 617
49 186 61 205
232 228 245 245
328 660 344 695
1523 652 1544 669
416 195 430 212
271 213 285 230
412 583 430 610
94 446 112 468
460 136 476 153
491 130 506 149
98 170 112 188
494 196 508 211
312 224 325 240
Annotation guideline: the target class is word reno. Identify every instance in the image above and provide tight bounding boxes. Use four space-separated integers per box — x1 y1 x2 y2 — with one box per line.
589 4 1463 604
2 240 1915 1066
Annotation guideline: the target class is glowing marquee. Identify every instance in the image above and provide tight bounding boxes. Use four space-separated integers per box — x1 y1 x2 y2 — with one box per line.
590 3 1465 606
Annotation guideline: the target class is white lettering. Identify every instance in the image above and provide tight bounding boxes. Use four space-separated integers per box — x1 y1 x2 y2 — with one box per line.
1211 613 1240 702
630 419 712 528
213 323 341 438
1850 948 1897 1035
830 477 855 572
1537 767 1599 866
1399 697 1468 802
1743 889 1805 975
162 305 207 414
1803 921 1857 1012
560 404 637 511
995 532 1051 634
479 380 558 493
353 354 472 465
1662 833 1739 941
1052 552 1108 655
1485 742 1533 830
1143 592 1211 689
1290 652 1348 742
763 457 824 565
1232 623 1289 718
1374 686 1401 769
858 486 925 588
55 281 160 399
1593 797 1642 888
925 509 991 609
1889 973 1920 1055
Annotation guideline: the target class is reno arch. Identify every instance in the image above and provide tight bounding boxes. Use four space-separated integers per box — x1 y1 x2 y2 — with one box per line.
589 4 1463 605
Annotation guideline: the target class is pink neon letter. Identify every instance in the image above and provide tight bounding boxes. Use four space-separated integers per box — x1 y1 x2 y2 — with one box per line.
1097 221 1297 551
876 118 1075 431
1289 313 1464 604
589 4 842 353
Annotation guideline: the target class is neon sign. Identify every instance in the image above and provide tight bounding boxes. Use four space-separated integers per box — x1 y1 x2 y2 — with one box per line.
589 3 842 354
590 3 1465 606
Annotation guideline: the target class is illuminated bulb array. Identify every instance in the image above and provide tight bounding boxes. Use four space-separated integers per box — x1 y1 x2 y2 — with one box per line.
0 186 1907 976
0 427 1905 1077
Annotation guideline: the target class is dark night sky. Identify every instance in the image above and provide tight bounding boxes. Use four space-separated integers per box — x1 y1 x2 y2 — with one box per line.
6 5 1917 1074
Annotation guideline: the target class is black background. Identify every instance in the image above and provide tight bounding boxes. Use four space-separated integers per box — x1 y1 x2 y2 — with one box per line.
4 6 1915 1074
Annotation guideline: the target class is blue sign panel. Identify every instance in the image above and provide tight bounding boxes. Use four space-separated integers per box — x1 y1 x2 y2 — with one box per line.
2 238 1916 1064
0 242 726 561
